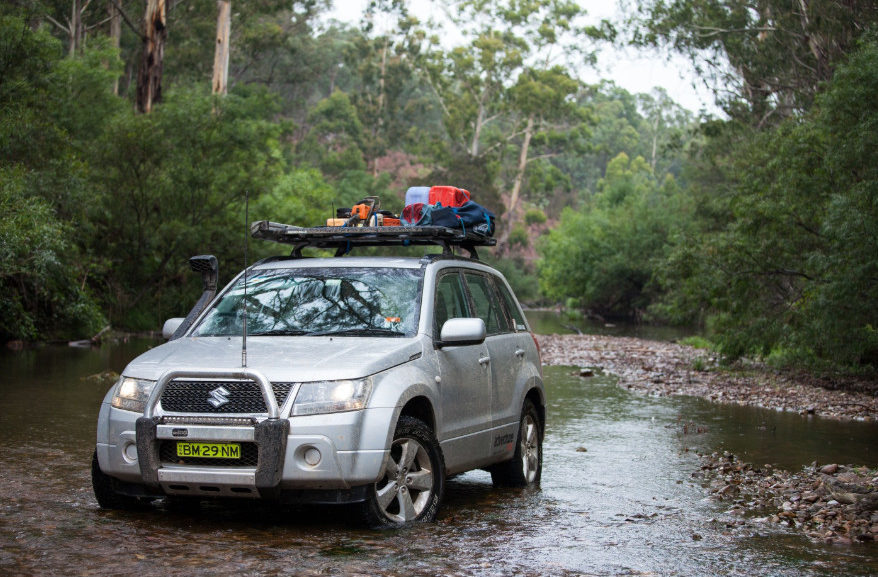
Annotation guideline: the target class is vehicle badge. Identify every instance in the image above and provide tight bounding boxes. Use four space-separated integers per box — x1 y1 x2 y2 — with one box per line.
207 386 231 408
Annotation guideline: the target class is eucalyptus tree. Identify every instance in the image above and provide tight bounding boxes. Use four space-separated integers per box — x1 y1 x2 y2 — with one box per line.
346 0 432 176
672 37 878 367
421 0 610 247
627 0 878 125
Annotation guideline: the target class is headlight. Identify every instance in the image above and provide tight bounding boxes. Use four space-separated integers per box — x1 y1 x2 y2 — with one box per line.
291 378 372 416
111 377 156 413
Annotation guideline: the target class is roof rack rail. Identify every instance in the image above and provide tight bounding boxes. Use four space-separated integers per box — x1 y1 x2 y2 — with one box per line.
250 221 496 260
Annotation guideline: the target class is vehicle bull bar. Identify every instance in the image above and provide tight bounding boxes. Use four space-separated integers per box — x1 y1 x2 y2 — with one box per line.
135 368 289 494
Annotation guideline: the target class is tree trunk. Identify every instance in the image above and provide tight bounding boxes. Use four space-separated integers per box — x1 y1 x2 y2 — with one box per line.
212 0 231 95
108 0 122 94
372 37 389 177
108 0 121 49
470 90 487 158
650 114 659 171
135 0 167 114
498 113 534 247
69 0 82 57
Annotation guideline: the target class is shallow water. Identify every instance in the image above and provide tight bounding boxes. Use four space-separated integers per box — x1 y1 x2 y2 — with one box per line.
0 342 875 576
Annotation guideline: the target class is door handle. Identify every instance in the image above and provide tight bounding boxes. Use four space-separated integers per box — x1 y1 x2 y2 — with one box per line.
514 349 526 358
478 356 491 366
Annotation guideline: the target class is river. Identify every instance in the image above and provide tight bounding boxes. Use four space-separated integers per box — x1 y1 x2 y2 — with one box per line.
0 339 876 576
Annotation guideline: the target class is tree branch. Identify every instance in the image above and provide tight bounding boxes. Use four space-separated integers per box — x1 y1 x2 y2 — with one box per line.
109 0 144 40
526 152 560 164
695 26 776 38
44 14 70 34
86 16 113 32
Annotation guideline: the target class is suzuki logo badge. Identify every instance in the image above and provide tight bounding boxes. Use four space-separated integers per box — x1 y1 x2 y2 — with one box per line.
207 386 231 408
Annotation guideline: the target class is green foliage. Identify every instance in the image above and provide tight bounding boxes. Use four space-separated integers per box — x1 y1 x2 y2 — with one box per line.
86 85 285 329
508 225 530 248
524 208 547 226
481 256 541 304
629 0 877 122
6 0 871 376
655 36 878 369
679 336 713 350
0 168 105 340
0 13 112 340
538 152 691 320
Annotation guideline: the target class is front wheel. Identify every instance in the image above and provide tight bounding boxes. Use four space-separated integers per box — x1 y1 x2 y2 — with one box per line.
360 416 445 528
490 399 542 487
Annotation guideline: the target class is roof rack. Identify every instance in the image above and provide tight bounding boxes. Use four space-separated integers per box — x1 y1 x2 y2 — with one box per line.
250 221 496 259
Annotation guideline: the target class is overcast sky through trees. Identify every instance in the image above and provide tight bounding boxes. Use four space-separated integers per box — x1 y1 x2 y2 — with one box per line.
325 0 720 114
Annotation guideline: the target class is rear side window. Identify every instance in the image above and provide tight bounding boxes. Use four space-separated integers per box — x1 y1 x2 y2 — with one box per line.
496 280 528 332
464 272 509 336
434 272 470 334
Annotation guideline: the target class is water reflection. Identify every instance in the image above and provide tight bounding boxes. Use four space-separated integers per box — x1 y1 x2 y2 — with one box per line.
677 397 878 470
0 345 875 576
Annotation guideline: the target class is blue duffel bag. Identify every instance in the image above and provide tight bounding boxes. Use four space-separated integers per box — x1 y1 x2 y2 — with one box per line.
429 201 495 237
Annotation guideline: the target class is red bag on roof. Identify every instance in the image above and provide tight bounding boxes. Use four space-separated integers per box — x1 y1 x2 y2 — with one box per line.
428 186 471 207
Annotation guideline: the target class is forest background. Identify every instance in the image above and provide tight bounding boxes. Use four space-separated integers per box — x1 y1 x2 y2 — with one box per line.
1 0 876 372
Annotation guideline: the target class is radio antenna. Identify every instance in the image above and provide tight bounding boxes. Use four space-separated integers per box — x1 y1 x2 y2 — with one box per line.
242 190 249 368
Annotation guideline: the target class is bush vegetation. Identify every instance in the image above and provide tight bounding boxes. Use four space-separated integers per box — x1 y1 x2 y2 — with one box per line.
1 2 875 373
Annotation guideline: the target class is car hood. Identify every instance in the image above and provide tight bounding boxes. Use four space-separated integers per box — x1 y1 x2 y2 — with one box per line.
122 336 425 382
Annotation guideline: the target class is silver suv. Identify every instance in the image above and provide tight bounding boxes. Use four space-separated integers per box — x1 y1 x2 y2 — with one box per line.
92 226 544 527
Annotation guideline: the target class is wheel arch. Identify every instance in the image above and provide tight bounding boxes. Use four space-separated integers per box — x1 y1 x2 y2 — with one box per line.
523 379 546 435
399 395 436 432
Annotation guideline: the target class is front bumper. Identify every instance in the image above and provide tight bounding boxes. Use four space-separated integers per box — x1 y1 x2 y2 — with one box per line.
95 368 392 500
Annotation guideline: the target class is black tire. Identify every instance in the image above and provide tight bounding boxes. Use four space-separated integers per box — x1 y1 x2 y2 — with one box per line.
490 399 542 487
360 416 445 529
91 450 152 510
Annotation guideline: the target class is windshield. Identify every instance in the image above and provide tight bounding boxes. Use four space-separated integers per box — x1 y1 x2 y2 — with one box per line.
191 267 423 337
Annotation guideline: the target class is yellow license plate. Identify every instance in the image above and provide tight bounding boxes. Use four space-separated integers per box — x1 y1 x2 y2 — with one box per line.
176 442 240 459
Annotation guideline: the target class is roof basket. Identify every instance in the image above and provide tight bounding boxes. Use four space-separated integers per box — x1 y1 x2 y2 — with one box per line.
250 221 496 260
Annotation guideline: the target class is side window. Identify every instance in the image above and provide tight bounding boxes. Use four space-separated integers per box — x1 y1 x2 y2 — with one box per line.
434 272 469 334
464 272 509 336
496 280 528 332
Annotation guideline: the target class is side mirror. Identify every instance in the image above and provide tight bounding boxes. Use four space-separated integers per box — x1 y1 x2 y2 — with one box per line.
437 318 486 348
163 318 185 339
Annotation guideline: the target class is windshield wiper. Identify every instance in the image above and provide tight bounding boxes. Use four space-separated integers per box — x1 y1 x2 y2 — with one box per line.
310 328 406 337
250 329 310 336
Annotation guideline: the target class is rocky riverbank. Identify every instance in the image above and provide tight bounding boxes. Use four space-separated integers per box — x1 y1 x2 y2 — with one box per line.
535 333 878 421
536 333 878 544
696 452 878 544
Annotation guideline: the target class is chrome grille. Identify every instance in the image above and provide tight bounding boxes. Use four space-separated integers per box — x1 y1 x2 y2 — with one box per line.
160 380 294 414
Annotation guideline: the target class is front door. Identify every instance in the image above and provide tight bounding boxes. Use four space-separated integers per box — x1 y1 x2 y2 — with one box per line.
433 270 492 473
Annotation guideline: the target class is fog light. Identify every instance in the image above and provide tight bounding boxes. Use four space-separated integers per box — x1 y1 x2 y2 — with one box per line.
124 443 138 463
304 448 321 466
